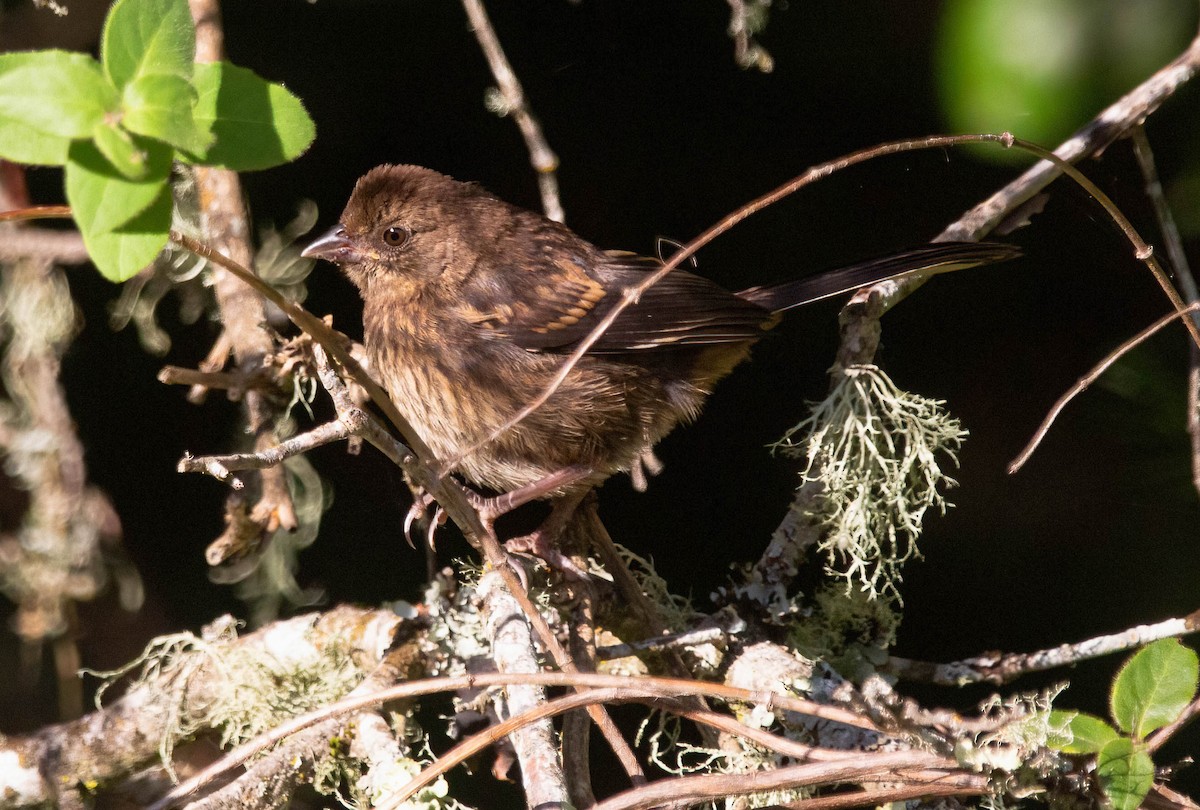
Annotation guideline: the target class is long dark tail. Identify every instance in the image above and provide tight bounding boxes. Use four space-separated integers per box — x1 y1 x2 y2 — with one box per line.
737 242 1020 313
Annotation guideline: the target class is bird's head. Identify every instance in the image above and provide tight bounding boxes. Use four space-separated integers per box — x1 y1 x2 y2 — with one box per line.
302 164 502 295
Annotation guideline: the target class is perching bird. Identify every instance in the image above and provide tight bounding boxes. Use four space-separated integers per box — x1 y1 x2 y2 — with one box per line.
303 165 1017 563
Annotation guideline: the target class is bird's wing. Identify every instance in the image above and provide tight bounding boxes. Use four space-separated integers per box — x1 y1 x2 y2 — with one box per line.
471 251 773 354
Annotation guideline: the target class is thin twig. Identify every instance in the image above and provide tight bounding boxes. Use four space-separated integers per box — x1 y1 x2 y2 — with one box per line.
383 690 865 810
1008 137 1200 347
461 0 564 223
179 419 356 476
1009 304 1200 473
590 750 959 810
840 26 1200 352
0 227 88 263
1146 692 1200 754
156 364 268 392
596 625 731 661
776 778 990 810
151 670 882 809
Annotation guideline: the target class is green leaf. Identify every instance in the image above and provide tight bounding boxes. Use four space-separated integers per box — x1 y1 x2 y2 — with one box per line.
184 61 315 171
1047 710 1119 754
122 73 209 154
101 0 194 89
66 138 171 235
0 51 117 165
1096 738 1155 810
81 188 172 282
92 121 151 180
0 117 71 166
1111 639 1199 739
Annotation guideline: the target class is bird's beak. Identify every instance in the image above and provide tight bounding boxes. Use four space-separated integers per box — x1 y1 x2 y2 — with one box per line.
302 224 359 264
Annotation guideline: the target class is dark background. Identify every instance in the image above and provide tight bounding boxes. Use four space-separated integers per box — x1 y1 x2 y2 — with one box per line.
3 0 1200 797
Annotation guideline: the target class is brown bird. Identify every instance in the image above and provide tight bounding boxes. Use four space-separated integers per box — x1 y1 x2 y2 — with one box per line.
303 165 1017 565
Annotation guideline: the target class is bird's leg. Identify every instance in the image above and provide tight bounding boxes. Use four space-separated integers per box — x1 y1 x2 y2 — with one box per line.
503 488 592 579
470 465 593 521
459 466 594 579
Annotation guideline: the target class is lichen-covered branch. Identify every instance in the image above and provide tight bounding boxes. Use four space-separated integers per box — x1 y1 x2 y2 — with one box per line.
0 606 408 809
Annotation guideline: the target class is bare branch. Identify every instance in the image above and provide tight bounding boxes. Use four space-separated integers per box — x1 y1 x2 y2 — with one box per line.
5 607 405 809
590 750 960 810
1146 692 1200 754
886 608 1200 686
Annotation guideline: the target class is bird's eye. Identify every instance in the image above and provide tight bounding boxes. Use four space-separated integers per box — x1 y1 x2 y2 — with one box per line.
382 226 410 247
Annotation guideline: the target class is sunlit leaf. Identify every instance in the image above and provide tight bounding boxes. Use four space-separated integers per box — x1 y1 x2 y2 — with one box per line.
122 73 209 153
183 61 315 171
1047 710 1119 754
0 51 117 165
101 0 194 89
1111 639 1198 739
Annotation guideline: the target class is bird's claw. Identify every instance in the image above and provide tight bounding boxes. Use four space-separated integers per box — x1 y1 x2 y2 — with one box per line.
403 491 442 549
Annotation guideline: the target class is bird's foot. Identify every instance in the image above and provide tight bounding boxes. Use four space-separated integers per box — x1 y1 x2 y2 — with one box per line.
505 529 590 581
499 483 592 580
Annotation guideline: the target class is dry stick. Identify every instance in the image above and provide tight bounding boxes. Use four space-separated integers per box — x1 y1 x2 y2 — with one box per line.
441 131 1016 478
1129 126 1200 498
150 670 880 809
177 418 357 478
1009 304 1200 474
776 778 989 810
590 750 956 810
157 364 266 392
1146 784 1200 810
164 231 646 789
383 690 868 810
885 607 1200 686
180 346 410 486
461 0 564 223
0 227 87 263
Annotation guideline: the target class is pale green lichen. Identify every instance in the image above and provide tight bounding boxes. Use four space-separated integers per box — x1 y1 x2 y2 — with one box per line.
773 365 967 601
638 712 809 809
86 615 363 780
